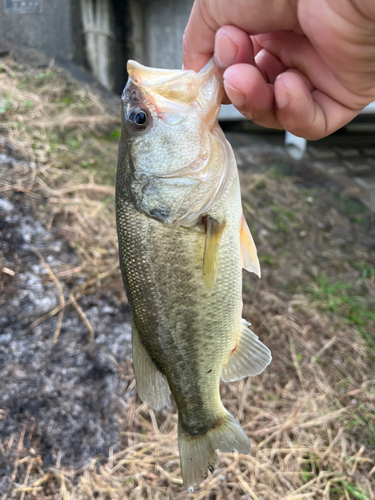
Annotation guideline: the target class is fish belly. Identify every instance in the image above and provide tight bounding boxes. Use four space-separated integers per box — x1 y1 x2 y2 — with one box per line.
116 185 242 436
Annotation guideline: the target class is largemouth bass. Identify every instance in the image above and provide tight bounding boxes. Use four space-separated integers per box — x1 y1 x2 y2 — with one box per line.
116 60 271 491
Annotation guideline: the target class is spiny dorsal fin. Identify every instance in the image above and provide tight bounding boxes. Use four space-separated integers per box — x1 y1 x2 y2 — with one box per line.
203 215 226 291
240 215 261 278
221 319 271 382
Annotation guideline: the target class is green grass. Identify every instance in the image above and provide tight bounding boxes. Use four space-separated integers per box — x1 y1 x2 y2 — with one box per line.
0 97 13 114
335 480 371 500
346 402 375 447
307 273 375 351
243 281 253 293
20 69 57 90
43 128 118 184
255 179 267 190
108 128 121 141
271 204 300 232
351 261 375 281
281 208 296 221
67 136 81 149
259 254 276 267
60 96 74 106
334 193 367 217
333 193 372 226
300 453 319 484
269 163 285 180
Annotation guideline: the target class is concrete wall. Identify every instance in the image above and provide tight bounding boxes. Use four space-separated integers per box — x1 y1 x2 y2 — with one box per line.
0 0 208 99
0 0 73 59
81 0 116 90
0 0 194 81
143 0 193 69
80 0 132 94
0 0 130 94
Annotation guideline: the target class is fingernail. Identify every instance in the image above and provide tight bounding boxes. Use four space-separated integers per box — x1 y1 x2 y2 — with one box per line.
224 82 246 108
215 32 238 68
275 81 291 109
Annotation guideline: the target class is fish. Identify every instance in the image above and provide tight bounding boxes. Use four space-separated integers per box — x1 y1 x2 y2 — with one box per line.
115 59 272 491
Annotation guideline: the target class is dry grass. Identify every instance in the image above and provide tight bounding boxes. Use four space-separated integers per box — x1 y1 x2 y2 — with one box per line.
1 56 374 500
0 56 122 297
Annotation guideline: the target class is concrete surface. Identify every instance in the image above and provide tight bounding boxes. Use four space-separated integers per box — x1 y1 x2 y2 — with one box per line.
0 0 73 60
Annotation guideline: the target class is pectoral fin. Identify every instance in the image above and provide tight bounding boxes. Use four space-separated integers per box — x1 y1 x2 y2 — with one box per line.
132 321 171 410
221 319 271 382
203 216 226 291
240 215 261 278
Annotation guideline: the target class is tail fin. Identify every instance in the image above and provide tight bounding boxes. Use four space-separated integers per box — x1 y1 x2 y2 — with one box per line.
178 411 250 492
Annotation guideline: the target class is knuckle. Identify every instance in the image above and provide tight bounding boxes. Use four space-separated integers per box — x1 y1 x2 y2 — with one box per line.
286 124 323 141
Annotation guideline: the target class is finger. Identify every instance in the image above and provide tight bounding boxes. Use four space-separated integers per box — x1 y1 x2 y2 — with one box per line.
182 0 218 72
223 64 282 129
214 26 254 69
255 49 287 84
275 70 359 139
255 31 357 107
214 26 255 87
183 0 299 71
251 37 264 57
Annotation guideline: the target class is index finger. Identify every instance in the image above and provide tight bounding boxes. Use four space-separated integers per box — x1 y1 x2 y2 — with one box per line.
182 0 218 72
183 0 299 72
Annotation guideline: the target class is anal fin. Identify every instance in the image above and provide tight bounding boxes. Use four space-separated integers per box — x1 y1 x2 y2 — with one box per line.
240 215 261 278
203 215 225 291
132 321 171 411
221 319 271 382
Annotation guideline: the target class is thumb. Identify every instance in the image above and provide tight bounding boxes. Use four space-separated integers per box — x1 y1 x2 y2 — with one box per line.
183 0 298 71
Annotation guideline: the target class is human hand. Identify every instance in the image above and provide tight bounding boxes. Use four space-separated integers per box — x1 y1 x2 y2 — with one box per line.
183 0 375 139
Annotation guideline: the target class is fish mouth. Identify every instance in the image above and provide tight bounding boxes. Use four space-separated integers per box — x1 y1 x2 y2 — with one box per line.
127 60 191 86
123 59 223 119
126 60 206 105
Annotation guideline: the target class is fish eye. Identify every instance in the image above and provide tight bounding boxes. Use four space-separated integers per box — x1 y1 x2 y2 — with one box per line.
128 108 149 131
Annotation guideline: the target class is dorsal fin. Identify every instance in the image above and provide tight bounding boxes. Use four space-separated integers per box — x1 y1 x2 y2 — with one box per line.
203 215 226 291
240 215 261 278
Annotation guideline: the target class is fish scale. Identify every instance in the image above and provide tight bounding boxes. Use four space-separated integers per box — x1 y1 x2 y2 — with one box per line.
118 196 236 432
116 59 272 491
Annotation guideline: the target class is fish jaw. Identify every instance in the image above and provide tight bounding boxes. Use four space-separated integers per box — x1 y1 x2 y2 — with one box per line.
126 59 223 108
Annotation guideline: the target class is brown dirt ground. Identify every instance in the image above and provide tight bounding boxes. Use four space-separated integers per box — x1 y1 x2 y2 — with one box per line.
0 57 374 500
